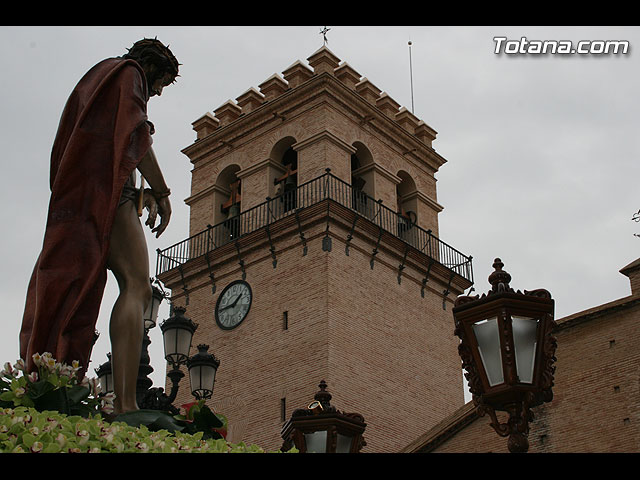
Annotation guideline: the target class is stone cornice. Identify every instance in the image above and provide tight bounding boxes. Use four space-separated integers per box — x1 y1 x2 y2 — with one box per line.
237 157 287 180
184 183 229 206
182 70 447 173
352 162 401 186
403 189 444 213
292 129 357 155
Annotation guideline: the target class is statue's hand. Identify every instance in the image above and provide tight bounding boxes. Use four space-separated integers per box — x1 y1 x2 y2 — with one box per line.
152 195 172 238
143 188 159 230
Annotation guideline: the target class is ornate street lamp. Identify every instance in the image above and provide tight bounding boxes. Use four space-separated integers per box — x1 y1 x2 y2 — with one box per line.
143 281 166 330
187 344 220 400
160 305 198 367
453 258 557 453
281 380 367 453
95 353 113 394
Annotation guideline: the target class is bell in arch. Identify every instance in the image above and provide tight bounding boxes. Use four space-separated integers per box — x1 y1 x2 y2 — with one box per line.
283 173 296 192
227 203 240 219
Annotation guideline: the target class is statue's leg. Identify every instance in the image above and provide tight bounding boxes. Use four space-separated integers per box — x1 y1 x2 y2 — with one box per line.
106 199 152 414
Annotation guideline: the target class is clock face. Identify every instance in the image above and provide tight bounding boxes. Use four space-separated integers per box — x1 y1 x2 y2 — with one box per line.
215 280 252 330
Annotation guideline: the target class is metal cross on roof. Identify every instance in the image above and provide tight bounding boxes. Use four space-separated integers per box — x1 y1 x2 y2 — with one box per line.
320 26 331 46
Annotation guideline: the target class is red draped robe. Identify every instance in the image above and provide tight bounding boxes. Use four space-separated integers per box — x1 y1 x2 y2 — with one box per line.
20 57 154 375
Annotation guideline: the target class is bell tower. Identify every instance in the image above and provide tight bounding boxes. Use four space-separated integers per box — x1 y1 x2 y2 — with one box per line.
156 46 473 452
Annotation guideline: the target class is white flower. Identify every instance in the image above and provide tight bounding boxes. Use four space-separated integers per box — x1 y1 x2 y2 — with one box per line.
76 429 89 445
101 392 116 414
14 358 25 372
136 442 149 452
71 360 81 372
1 362 14 377
59 364 73 377
87 377 100 396
30 441 44 453
38 352 57 372
153 439 166 449
31 353 42 367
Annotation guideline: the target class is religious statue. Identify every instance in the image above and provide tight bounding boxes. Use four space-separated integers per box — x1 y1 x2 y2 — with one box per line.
19 38 179 415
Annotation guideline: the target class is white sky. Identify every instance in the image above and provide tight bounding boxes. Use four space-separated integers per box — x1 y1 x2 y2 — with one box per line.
1 26 638 391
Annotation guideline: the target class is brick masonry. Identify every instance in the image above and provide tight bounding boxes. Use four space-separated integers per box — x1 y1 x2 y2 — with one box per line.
158 46 473 452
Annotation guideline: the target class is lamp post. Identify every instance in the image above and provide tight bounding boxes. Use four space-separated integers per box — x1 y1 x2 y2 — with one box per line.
452 258 557 453
136 282 169 408
281 380 367 453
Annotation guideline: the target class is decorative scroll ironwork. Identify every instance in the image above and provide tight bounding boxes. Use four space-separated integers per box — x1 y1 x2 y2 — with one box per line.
295 209 308 256
345 215 358 256
397 245 409 284
234 240 246 280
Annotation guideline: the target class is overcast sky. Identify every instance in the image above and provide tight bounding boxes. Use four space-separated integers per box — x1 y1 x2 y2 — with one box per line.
1 26 638 391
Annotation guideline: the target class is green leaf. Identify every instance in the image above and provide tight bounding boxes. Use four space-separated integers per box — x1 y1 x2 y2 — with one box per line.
115 409 187 434
66 385 90 405
19 395 35 408
0 391 15 402
43 442 62 453
193 404 224 430
27 380 55 400
22 433 36 448
33 387 69 414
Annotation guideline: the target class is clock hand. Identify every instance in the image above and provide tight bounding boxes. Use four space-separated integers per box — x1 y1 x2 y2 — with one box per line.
221 294 243 311
231 294 242 307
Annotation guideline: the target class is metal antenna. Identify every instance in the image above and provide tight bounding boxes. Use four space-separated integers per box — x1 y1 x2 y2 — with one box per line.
408 38 415 114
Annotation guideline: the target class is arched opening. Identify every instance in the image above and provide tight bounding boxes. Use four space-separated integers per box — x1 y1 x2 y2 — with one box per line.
216 165 241 240
271 137 298 213
350 142 374 217
396 170 418 241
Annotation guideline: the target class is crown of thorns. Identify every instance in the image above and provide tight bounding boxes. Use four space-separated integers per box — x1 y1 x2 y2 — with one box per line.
125 37 181 82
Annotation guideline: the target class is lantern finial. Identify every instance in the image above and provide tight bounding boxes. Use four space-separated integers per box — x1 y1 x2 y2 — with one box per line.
488 258 512 292
314 380 334 411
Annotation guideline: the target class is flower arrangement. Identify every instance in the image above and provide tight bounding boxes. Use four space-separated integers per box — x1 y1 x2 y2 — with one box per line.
0 354 289 453
0 353 114 417
0 406 266 453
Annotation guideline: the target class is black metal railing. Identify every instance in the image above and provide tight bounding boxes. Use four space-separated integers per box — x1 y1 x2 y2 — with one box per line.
156 171 473 283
